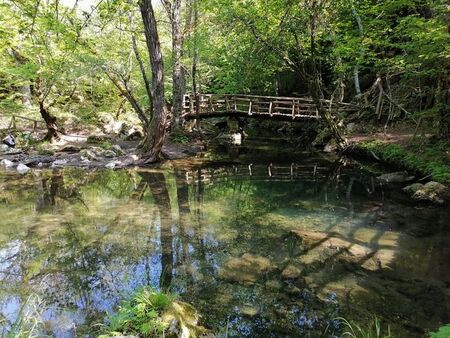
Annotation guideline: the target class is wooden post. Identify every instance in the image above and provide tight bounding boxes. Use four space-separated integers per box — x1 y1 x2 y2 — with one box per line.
292 100 296 119
248 101 253 115
269 102 273 116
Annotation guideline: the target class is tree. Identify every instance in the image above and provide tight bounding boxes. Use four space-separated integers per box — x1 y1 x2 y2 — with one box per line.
139 0 168 163
162 0 185 130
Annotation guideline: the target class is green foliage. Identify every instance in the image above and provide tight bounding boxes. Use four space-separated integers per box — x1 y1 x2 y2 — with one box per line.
359 139 450 184
335 316 394 338
430 324 450 338
100 287 174 338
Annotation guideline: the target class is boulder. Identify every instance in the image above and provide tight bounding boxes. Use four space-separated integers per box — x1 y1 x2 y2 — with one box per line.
376 171 415 183
402 183 423 194
125 128 143 141
0 159 15 168
407 181 450 205
16 163 30 174
218 253 273 285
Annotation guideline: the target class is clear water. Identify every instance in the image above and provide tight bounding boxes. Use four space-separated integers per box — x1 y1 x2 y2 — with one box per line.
0 140 449 337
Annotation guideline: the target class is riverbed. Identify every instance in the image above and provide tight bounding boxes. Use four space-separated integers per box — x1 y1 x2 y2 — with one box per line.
0 139 449 337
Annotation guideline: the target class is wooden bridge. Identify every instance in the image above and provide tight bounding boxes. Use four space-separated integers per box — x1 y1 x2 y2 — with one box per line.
185 163 336 184
183 94 356 121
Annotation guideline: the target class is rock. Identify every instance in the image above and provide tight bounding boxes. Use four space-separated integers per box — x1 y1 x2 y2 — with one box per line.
403 183 423 194
218 253 273 285
2 134 15 148
265 280 283 291
281 265 302 279
80 149 98 161
290 229 391 272
0 144 10 153
129 154 139 162
87 135 110 143
104 120 124 135
105 162 116 169
323 141 337 153
241 306 259 317
16 163 30 174
51 159 68 167
346 122 357 132
0 159 15 168
376 171 415 183
410 181 450 205
286 286 302 296
102 150 116 158
125 128 143 140
60 145 81 153
112 144 124 156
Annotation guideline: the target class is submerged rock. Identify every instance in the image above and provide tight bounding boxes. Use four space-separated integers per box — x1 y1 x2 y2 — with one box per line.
161 300 210 338
281 264 302 279
376 171 415 183
404 181 450 205
218 253 273 285
241 305 259 318
291 229 393 272
16 163 30 174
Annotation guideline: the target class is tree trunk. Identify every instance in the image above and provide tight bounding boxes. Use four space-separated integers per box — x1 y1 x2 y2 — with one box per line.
351 7 364 96
140 172 173 290
439 89 450 139
171 0 184 130
139 0 168 163
39 101 62 141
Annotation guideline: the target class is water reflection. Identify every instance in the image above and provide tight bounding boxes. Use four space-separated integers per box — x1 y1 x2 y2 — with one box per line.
0 157 449 337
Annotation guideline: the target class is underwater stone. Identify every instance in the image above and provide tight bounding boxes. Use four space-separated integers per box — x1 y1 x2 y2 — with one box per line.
281 265 302 279
218 253 273 285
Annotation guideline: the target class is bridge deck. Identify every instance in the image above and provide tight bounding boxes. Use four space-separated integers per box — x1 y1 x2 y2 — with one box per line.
183 94 355 121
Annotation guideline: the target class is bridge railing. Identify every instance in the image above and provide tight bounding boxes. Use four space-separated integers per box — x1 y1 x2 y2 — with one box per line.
183 94 321 120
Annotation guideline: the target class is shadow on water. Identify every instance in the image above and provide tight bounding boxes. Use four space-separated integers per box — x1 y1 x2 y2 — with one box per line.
0 148 449 337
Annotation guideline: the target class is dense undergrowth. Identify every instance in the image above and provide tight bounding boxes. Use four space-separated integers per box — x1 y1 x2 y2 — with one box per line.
357 139 450 184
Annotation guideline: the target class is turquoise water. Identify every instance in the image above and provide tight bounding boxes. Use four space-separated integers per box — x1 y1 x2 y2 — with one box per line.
0 142 449 337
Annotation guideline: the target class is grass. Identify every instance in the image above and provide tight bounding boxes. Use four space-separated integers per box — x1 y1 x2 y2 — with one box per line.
325 316 394 338
0 294 48 338
358 139 450 184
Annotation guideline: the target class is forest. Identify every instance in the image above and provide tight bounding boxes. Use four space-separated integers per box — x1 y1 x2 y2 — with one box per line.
0 0 450 337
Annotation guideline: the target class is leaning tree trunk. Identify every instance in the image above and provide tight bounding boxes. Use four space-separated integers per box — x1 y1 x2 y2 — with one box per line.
139 0 168 163
171 0 184 130
39 101 62 141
